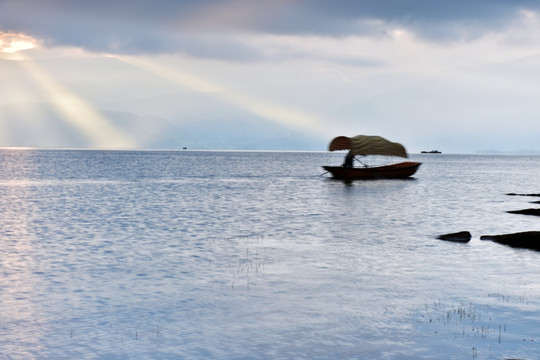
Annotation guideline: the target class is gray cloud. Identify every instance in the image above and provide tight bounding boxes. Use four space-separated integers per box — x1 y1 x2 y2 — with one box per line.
1 0 539 57
258 0 540 40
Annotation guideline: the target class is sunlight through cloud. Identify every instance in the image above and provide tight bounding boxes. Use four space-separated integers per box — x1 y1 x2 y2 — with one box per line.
118 56 339 139
16 54 136 148
0 32 37 53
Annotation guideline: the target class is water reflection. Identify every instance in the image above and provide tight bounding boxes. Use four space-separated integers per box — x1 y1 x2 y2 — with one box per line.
0 152 48 357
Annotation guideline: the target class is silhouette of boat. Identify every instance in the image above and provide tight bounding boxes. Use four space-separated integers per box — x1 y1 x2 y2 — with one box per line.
323 135 421 180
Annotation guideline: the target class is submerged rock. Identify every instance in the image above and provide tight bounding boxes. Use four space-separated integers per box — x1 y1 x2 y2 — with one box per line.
437 231 471 243
506 193 540 197
480 231 540 251
507 208 540 216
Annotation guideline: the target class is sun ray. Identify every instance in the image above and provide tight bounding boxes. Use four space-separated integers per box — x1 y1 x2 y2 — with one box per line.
118 56 340 139
15 54 136 148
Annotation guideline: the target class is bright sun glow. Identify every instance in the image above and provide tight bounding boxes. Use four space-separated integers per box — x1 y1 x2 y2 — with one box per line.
0 32 37 53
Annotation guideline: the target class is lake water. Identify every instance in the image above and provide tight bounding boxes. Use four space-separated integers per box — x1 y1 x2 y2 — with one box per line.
1 149 540 359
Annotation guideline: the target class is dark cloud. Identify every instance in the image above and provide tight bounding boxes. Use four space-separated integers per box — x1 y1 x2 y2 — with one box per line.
1 0 539 57
260 0 540 40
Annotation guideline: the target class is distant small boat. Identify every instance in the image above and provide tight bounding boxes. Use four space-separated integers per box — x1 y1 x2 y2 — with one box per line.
421 150 441 153
322 135 421 180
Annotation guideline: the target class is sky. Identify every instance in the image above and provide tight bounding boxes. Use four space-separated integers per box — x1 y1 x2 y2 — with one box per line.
2 0 540 152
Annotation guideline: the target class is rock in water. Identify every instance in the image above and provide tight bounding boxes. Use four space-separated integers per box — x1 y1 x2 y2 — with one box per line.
506 193 540 197
507 208 540 216
437 231 472 243
480 231 540 251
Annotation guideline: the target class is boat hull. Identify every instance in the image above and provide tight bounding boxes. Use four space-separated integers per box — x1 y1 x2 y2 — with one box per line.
323 161 421 180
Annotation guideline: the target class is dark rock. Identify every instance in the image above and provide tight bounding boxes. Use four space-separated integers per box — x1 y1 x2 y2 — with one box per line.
506 193 540 197
437 231 471 243
507 208 540 217
480 231 540 251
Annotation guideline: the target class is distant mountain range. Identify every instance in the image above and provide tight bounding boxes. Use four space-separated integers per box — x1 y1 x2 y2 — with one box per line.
0 102 324 150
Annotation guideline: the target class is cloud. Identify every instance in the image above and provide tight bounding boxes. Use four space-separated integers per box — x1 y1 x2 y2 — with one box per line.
2 0 540 59
0 32 37 53
262 1 540 41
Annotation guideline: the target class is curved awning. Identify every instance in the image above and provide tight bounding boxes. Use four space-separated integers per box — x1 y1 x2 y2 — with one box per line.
328 136 352 151
328 135 408 158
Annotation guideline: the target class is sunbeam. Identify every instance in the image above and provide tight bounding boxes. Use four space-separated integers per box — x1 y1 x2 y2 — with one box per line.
118 56 339 139
16 54 136 148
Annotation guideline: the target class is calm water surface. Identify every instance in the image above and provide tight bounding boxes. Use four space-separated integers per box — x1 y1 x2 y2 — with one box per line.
1 150 540 359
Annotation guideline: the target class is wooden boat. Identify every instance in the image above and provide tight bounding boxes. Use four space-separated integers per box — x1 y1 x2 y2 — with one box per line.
323 135 421 180
421 150 441 154
323 161 421 180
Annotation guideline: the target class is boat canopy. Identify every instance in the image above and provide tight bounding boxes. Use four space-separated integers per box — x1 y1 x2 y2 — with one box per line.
328 135 408 158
